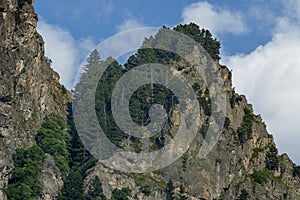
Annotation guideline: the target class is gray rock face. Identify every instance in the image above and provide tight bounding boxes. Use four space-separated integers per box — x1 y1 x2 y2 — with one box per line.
39 154 64 200
85 46 300 200
1 0 300 200
0 0 71 199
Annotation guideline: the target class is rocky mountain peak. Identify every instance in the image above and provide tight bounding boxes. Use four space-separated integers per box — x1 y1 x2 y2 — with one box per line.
0 1 300 200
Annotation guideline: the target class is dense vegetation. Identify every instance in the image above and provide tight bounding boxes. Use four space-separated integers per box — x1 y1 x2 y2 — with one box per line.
4 113 103 200
5 145 45 200
173 23 221 60
5 114 73 199
86 176 106 200
58 103 98 200
76 23 219 152
36 114 71 178
111 187 132 200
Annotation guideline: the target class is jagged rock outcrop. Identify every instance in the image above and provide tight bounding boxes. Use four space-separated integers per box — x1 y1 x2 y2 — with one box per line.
1 0 300 200
0 0 71 199
84 41 300 200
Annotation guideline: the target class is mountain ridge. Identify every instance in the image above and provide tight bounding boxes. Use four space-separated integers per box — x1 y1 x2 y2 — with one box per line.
0 0 300 199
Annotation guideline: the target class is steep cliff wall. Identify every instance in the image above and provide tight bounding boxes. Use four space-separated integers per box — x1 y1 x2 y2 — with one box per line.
0 0 71 199
0 1 300 200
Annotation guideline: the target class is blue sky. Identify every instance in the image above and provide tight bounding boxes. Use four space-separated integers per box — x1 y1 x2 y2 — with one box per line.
35 0 282 55
34 0 300 164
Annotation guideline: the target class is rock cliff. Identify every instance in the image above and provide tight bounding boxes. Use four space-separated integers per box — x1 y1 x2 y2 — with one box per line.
84 47 300 200
0 0 71 199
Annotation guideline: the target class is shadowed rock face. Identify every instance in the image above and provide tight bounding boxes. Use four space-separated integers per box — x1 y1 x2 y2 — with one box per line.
0 0 71 199
0 0 300 200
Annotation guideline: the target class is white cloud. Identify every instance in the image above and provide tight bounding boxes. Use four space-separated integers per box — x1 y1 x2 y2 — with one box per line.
37 18 158 89
37 21 96 89
223 1 300 163
73 20 159 85
282 0 300 24
181 1 247 35
116 19 146 32
96 27 158 60
77 37 96 58
94 19 158 60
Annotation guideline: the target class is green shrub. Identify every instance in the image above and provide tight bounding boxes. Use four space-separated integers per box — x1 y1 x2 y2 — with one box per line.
18 0 32 7
200 118 209 138
293 165 300 177
251 169 282 185
237 189 250 200
224 117 231 130
5 145 45 200
182 153 188 170
251 170 268 184
192 83 211 116
111 187 132 200
230 90 236 109
140 185 151 196
36 114 71 178
165 179 175 200
59 169 85 200
237 108 254 143
250 148 264 161
86 176 106 200
266 145 279 171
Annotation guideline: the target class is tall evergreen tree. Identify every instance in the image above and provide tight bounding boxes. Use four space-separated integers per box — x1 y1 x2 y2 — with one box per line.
86 176 106 200
59 170 85 200
166 179 175 200
266 145 279 170
111 187 132 200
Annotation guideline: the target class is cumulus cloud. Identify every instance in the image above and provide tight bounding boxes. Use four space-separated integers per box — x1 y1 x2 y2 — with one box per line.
37 21 96 89
181 1 247 35
95 19 158 60
74 19 159 84
223 0 300 163
38 18 158 89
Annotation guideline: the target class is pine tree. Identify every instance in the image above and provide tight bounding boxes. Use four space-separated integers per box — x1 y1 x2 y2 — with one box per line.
237 189 250 200
86 176 106 200
266 145 279 170
166 179 175 200
59 170 85 200
111 187 132 200
173 23 221 60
